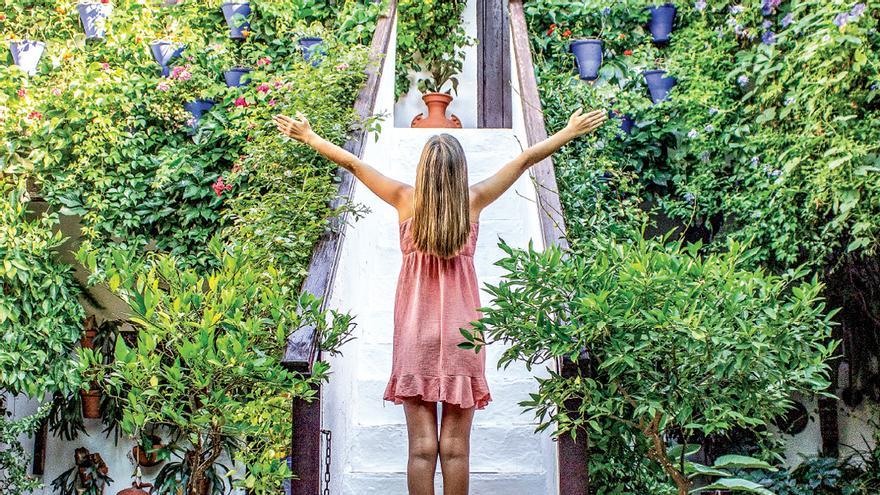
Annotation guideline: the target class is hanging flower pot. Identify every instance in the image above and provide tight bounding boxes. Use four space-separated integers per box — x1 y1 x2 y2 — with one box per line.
81 388 102 419
610 110 635 134
184 99 215 133
132 434 164 467
9 40 46 76
149 40 184 77
298 37 325 66
77 2 113 40
117 482 152 495
648 3 677 44
569 39 603 81
224 67 252 87
221 2 252 40
411 92 462 128
643 69 676 104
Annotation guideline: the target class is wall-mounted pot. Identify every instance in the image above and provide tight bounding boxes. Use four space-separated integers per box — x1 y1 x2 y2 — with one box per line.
570 39 602 81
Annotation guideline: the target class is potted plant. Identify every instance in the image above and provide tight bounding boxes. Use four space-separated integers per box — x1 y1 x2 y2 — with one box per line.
51 447 113 495
80 316 102 419
648 3 676 44
149 40 184 77
643 69 676 103
77 2 113 40
183 99 215 132
570 39 603 81
132 433 165 467
223 66 251 87
221 2 251 40
298 36 324 66
411 57 463 128
9 39 46 76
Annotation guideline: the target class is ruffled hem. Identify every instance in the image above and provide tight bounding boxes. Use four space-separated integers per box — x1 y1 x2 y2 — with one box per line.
383 373 492 410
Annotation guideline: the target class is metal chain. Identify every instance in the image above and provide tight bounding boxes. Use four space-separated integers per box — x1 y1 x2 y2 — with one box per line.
321 429 332 495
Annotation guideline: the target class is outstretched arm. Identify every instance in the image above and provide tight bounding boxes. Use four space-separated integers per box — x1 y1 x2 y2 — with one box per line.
274 113 411 209
469 109 607 212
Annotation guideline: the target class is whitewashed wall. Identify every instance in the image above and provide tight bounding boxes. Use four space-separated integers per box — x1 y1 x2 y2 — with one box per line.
393 0 479 128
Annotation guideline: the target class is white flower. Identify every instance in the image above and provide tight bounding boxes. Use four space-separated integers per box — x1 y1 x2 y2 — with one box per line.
704 124 714 133
688 129 699 139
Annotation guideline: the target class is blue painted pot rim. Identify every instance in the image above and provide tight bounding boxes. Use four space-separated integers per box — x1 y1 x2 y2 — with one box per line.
227 67 252 72
569 39 602 51
643 69 668 76
299 37 324 44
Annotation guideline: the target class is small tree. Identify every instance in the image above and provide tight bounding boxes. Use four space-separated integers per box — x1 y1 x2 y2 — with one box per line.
464 235 836 495
80 239 355 494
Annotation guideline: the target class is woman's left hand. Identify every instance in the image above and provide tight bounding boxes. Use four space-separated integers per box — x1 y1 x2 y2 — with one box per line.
274 112 316 144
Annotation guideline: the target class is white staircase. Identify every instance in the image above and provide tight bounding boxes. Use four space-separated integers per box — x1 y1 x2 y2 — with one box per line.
319 15 559 495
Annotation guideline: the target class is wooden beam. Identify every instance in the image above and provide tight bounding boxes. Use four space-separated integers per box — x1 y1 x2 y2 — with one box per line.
288 390 322 495
477 0 512 128
510 1 587 492
282 0 397 373
509 0 568 251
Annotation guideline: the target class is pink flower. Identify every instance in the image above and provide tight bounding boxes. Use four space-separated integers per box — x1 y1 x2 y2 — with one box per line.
257 83 270 93
51 87 62 96
273 80 283 89
170 65 192 80
17 88 26 98
156 81 170 91
257 56 271 66
234 97 249 107
268 98 277 107
334 62 349 71
212 176 233 197
100 62 110 71
28 111 42 120
177 70 191 81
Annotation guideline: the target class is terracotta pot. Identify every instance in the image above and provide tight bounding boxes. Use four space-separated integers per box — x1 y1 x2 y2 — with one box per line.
117 482 152 495
81 316 98 349
411 92 462 128
81 388 102 419
132 435 163 467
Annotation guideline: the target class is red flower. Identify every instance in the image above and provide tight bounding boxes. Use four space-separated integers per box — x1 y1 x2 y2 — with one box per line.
257 56 271 66
0 14 7 21
100 62 110 71
257 83 270 93
212 177 233 197
17 88 26 98
624 49 633 56
234 97 249 107
547 23 557 35
28 111 42 120
101 0 110 3
618 33 625 40
562 29 572 38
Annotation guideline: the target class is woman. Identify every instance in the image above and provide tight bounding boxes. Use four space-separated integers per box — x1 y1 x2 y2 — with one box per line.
274 108 606 494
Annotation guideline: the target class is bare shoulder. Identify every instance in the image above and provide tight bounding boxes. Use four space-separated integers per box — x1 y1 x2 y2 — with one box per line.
396 189 415 222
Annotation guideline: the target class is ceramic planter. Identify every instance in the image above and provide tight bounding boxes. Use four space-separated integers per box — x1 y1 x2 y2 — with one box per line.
81 388 102 419
184 99 215 132
298 37 325 66
9 40 46 76
224 67 252 87
648 3 676 44
411 92 462 128
643 69 676 104
221 2 251 40
149 40 184 77
132 434 163 467
570 39 602 81
77 2 113 40
116 482 152 495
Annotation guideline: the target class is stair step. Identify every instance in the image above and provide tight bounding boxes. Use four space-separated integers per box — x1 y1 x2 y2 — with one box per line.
340 471 555 495
348 423 552 474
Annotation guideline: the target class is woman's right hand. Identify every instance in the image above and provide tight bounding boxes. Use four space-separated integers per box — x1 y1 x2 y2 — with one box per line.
565 108 608 137
274 112 317 144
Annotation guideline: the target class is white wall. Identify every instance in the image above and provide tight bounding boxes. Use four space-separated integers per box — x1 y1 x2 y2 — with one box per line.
393 0 479 128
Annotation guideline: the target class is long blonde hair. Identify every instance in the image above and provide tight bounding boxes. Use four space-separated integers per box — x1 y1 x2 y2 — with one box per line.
411 134 470 258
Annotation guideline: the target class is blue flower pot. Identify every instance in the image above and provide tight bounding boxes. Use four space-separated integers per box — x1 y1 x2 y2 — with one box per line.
77 2 112 40
643 69 676 104
619 114 634 134
9 40 45 76
570 39 603 81
299 37 325 66
221 2 252 40
648 3 676 44
184 99 215 133
150 40 184 77
224 67 252 87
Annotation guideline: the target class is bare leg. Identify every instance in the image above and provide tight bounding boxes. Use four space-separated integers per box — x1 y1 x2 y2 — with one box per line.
404 398 439 495
438 402 475 495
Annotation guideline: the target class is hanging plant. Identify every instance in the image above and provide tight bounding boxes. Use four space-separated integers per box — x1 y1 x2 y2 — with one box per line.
221 2 251 40
149 40 184 77
77 2 113 40
298 36 325 66
9 40 45 76
223 67 251 87
50 447 113 495
183 99 215 133
647 3 676 44
570 39 603 81
643 69 676 104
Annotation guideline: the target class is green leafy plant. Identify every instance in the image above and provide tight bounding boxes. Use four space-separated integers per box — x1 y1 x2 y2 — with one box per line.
395 0 474 98
79 239 356 494
50 447 113 495
464 233 836 494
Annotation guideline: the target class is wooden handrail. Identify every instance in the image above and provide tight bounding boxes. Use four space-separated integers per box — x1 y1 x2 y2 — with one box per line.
509 1 588 493
281 1 398 374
